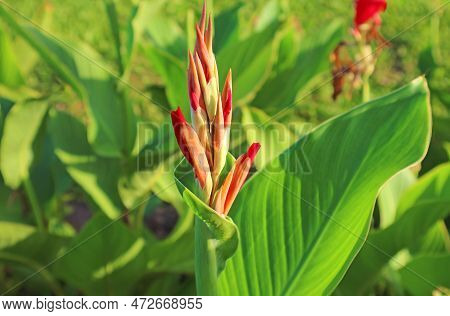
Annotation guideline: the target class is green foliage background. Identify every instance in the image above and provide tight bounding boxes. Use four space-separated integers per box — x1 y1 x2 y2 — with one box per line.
0 0 448 296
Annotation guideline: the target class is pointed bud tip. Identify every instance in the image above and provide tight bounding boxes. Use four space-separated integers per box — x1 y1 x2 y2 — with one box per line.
199 1 207 33
225 69 232 87
247 143 261 162
188 50 194 64
171 107 186 125
195 24 203 38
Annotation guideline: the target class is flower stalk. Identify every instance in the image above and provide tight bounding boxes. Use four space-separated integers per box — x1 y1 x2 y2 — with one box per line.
331 0 387 101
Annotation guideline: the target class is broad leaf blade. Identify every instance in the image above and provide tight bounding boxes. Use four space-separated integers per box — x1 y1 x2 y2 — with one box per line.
53 214 146 295
0 221 68 294
213 3 242 52
0 7 136 158
217 22 280 102
339 162 450 294
217 78 431 295
144 45 188 113
0 27 24 88
0 100 48 188
399 254 450 295
48 110 123 219
251 21 343 113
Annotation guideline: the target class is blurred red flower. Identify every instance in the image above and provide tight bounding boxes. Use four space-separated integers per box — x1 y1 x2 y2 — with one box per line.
354 0 387 29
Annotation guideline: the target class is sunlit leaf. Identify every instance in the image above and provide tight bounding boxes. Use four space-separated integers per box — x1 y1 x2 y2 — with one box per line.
0 6 136 158
0 27 24 88
377 169 417 228
217 78 431 295
0 100 48 189
48 110 123 219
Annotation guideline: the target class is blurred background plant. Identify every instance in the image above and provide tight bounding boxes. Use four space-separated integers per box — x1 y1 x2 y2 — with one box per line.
0 0 448 295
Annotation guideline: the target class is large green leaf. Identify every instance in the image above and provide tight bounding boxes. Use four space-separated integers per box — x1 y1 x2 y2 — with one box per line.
254 0 281 32
73 46 137 158
400 253 450 295
409 221 449 255
0 221 68 294
339 162 450 294
272 22 301 73
0 221 34 249
0 27 24 88
0 221 67 264
48 109 123 219
216 78 431 295
52 214 146 295
143 273 196 296
399 254 450 295
134 0 188 112
0 100 48 188
217 22 280 102
103 0 124 74
0 6 136 158
134 0 186 59
251 21 343 113
145 227 195 275
213 3 242 52
0 181 23 222
0 6 83 96
144 45 188 113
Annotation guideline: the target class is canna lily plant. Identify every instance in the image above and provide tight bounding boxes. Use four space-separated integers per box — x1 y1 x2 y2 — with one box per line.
172 3 262 294
172 2 431 296
171 3 260 217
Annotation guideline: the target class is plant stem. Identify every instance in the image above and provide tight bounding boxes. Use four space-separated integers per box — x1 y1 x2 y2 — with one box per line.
194 218 218 295
23 178 45 232
135 203 146 231
362 73 371 102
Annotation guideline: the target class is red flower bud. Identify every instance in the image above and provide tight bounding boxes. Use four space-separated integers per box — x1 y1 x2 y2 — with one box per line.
171 107 212 194
214 143 261 215
354 0 387 29
195 24 212 82
188 51 206 112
